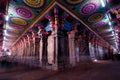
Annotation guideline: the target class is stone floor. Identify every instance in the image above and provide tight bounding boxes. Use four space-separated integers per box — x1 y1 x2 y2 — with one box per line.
0 60 120 80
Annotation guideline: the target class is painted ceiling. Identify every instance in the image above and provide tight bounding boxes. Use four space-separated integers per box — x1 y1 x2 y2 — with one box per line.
0 0 120 52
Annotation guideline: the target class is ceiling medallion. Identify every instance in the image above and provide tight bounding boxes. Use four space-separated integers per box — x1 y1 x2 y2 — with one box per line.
23 0 45 8
5 36 16 39
9 24 23 30
15 6 34 19
88 13 103 22
11 17 27 26
8 29 20 34
93 21 106 27
65 0 83 5
7 30 19 37
80 2 98 15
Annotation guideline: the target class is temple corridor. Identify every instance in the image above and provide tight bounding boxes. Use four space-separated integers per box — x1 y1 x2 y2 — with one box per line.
0 0 120 80
0 60 120 80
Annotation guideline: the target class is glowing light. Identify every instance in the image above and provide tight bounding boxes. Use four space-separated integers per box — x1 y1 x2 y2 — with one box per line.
108 27 112 31
3 37 6 40
7 52 11 56
108 13 111 20
4 48 7 51
100 0 106 7
112 31 114 35
108 22 112 26
5 15 9 21
3 30 10 36
94 59 98 62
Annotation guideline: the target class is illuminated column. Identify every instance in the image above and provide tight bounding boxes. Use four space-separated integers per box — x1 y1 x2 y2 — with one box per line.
73 24 80 63
39 34 43 65
23 37 27 56
68 22 79 66
52 7 71 70
98 43 104 59
20 39 24 63
89 34 96 60
34 25 48 67
24 35 29 57
52 7 61 70
30 31 40 66
31 31 36 56
47 22 54 65
96 40 101 59
29 32 34 56
68 30 76 66
94 38 100 59
93 37 97 59
45 13 55 66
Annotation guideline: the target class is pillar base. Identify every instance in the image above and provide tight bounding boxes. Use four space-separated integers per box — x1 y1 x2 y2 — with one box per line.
79 55 91 62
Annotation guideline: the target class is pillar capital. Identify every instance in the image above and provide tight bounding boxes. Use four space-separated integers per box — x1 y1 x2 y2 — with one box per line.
71 22 80 31
45 14 55 29
60 12 69 27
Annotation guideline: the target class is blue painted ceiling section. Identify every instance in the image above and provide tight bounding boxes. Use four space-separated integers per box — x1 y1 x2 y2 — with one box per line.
63 20 71 31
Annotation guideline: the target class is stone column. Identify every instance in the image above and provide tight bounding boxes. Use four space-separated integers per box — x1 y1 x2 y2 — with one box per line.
27 35 30 57
47 30 54 65
41 33 48 66
52 7 66 70
32 32 36 56
98 45 104 60
23 38 27 56
39 35 43 65
94 39 100 59
29 34 34 56
79 30 90 61
68 31 76 66
45 14 55 66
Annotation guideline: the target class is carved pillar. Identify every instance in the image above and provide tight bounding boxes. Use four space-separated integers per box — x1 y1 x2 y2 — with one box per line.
23 38 27 56
68 30 76 66
47 32 54 65
37 27 43 66
29 33 34 56
32 31 40 66
39 36 43 65
54 8 70 70
67 22 79 64
41 33 48 66
89 34 96 60
26 35 31 65
84 30 90 55
45 14 55 65
79 29 90 61
94 38 100 59
98 44 104 59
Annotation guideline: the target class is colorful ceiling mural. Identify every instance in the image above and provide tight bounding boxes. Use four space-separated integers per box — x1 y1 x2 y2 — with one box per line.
0 0 120 52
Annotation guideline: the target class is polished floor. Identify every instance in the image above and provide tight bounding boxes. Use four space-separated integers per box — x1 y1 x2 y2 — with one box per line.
0 60 120 80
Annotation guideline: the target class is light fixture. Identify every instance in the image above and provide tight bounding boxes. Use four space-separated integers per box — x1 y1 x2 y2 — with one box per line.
7 52 11 56
108 22 112 26
108 27 112 31
100 0 106 7
93 59 98 62
4 48 7 51
3 30 7 35
3 30 11 36
5 15 9 21
112 31 115 35
108 13 112 20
